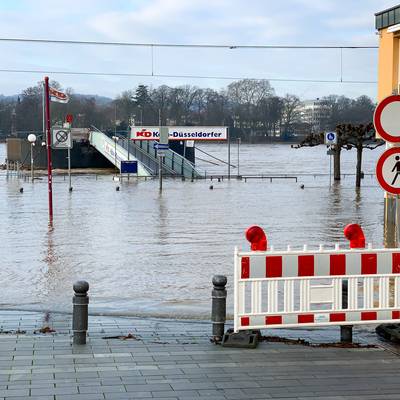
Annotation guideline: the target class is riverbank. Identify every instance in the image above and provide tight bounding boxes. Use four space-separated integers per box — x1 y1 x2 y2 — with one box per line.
0 310 399 399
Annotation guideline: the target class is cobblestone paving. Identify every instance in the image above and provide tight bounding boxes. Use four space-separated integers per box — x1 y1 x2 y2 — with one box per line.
0 310 399 399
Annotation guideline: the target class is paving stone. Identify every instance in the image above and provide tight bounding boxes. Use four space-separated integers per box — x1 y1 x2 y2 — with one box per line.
0 311 399 400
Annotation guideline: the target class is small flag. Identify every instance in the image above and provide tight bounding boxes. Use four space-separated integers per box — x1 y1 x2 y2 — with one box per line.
49 87 69 103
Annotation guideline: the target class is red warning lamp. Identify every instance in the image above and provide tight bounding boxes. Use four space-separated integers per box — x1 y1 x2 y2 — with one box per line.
343 224 365 249
66 114 73 124
245 226 267 251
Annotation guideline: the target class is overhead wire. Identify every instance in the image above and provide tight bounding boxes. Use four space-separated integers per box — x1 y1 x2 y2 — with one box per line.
0 37 378 84
0 37 379 49
0 69 378 84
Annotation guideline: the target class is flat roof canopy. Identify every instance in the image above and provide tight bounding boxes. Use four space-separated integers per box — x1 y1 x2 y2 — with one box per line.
376 5 400 30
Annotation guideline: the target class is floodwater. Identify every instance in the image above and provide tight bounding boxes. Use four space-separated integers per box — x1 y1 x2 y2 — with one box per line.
0 142 386 318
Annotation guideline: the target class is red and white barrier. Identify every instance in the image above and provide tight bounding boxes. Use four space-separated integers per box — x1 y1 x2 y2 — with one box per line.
234 224 400 332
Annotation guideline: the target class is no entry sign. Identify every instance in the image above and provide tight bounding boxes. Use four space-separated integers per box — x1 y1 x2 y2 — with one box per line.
374 95 400 142
376 147 400 194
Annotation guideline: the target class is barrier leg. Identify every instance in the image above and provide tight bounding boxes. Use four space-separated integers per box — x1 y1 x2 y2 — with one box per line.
341 280 353 343
72 281 89 345
211 275 227 343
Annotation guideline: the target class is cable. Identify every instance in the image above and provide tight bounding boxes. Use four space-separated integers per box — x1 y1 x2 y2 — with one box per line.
0 37 379 49
0 68 378 84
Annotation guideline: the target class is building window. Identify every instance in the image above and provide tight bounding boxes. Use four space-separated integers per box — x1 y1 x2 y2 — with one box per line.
383 12 389 27
376 14 383 29
389 10 395 26
396 8 400 24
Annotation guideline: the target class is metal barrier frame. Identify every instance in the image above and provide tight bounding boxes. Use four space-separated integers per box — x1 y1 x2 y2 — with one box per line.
234 245 400 332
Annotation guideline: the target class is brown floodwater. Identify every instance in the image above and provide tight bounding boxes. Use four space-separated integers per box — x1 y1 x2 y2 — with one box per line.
0 142 386 318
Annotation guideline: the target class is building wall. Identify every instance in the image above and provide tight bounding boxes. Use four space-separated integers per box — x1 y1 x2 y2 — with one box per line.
378 27 399 101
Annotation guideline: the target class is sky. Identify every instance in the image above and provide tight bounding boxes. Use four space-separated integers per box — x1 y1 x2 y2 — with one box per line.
0 0 396 100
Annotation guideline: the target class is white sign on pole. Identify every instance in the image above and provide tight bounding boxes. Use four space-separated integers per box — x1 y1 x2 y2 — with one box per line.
376 147 400 194
131 126 228 141
374 95 400 142
325 131 337 145
52 128 72 149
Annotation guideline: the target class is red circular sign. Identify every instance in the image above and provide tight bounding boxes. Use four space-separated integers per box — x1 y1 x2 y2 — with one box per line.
376 147 400 194
374 95 400 142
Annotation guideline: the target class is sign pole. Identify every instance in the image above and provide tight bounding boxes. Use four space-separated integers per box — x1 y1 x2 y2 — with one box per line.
68 146 72 191
42 82 46 138
159 154 163 192
329 147 332 187
44 77 53 225
227 128 231 180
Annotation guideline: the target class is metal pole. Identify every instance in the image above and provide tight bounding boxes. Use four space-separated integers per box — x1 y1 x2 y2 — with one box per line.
72 281 89 345
30 143 34 181
340 280 352 343
159 154 163 192
44 77 53 225
396 194 400 247
68 146 72 191
127 138 130 181
329 148 332 187
211 275 227 343
42 82 46 137
237 138 240 177
227 128 231 180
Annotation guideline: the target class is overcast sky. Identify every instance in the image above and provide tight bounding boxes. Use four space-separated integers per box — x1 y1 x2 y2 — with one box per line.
0 0 395 100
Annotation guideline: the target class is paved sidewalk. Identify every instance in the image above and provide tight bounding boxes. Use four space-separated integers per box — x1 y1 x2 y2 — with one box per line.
0 310 399 399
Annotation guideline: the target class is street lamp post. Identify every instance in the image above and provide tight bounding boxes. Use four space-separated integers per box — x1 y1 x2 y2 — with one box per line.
27 134 37 181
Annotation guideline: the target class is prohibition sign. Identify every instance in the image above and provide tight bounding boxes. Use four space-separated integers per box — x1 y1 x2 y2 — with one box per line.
376 147 400 194
56 130 68 143
373 95 400 142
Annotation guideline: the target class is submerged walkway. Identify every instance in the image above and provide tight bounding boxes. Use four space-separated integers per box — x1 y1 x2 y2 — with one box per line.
0 310 399 399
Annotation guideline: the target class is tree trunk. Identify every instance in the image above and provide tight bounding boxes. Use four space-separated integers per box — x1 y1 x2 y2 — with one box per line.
333 145 341 181
356 145 363 188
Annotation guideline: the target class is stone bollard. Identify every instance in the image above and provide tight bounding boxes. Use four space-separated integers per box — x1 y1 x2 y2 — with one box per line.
340 280 353 343
211 275 227 343
72 281 89 345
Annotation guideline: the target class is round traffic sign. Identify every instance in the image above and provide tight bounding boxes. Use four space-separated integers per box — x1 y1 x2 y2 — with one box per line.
373 95 400 142
327 132 335 141
376 147 400 194
56 130 68 143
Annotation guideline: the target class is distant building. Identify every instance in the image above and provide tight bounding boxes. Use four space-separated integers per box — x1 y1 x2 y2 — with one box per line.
299 98 330 133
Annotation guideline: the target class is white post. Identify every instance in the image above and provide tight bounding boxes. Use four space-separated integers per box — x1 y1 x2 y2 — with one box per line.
30 143 34 181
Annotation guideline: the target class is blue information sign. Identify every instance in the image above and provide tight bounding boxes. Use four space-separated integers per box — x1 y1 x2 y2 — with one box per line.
154 143 169 150
120 160 138 174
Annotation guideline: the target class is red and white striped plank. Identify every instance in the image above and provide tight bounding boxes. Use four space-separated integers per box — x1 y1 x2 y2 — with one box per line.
239 251 400 279
238 309 400 329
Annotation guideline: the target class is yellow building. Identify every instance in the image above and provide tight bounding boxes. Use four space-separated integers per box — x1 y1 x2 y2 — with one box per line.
376 6 400 100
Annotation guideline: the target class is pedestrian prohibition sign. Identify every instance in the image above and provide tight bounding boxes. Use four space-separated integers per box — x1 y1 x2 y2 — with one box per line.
373 95 400 142
376 147 400 194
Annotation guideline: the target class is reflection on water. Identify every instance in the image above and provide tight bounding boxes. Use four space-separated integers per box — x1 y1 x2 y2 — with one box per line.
0 142 386 318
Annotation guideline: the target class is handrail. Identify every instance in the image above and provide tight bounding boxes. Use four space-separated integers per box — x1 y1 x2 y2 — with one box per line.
91 126 203 178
